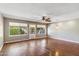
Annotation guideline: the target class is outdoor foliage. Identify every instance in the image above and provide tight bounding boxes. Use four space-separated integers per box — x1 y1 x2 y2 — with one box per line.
10 26 25 35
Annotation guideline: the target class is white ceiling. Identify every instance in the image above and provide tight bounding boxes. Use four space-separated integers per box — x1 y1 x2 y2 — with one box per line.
0 3 79 21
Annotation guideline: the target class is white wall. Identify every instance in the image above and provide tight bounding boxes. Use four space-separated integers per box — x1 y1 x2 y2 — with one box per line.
48 19 79 43
0 13 4 51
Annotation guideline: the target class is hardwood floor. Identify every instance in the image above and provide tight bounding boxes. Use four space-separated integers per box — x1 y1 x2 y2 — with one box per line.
1 38 79 56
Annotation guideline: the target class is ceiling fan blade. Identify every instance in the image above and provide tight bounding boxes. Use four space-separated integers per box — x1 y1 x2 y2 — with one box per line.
42 16 46 20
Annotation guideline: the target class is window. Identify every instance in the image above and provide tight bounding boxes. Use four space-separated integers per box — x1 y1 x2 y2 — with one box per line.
9 22 28 36
29 24 36 34
37 25 45 34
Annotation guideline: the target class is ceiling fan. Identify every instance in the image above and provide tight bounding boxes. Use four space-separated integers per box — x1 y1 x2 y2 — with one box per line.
41 16 52 24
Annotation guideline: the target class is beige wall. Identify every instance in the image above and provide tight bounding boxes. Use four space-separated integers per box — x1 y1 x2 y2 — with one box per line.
48 19 79 43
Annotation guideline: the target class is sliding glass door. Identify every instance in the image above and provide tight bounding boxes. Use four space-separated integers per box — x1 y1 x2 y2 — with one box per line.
29 24 36 39
29 24 46 39
37 25 46 37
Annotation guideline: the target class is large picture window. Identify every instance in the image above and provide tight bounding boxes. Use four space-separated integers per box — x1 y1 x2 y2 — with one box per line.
9 22 28 36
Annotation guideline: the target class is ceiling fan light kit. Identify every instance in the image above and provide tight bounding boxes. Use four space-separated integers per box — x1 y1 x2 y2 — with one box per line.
42 16 51 22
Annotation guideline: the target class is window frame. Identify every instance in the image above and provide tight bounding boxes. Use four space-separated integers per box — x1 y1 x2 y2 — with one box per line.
9 22 28 37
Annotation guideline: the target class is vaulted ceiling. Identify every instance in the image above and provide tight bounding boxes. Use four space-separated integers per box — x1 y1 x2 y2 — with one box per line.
0 3 79 22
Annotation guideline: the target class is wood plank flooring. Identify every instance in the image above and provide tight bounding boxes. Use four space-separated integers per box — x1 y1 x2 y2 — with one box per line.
1 38 79 56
